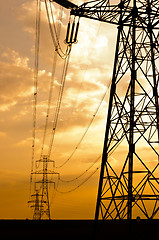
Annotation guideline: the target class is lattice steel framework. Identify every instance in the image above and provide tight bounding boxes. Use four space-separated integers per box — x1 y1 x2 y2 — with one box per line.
68 0 159 220
29 155 59 219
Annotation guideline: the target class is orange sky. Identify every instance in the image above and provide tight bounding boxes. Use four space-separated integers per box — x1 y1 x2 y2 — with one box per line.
0 0 140 219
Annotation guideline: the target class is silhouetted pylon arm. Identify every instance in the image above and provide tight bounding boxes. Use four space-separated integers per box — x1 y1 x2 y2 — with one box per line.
70 0 131 25
51 0 159 27
51 0 129 25
50 0 78 9
71 0 159 28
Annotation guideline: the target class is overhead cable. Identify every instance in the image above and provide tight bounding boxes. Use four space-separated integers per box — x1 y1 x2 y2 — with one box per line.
30 0 41 192
45 0 72 59
41 0 72 157
48 53 71 158
56 166 100 194
40 51 58 158
59 155 101 182
55 80 111 169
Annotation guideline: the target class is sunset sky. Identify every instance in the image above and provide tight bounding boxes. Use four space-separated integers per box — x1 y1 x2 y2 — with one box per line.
0 0 120 219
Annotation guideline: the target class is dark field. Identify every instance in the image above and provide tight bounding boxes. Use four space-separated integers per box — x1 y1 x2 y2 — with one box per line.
0 219 159 240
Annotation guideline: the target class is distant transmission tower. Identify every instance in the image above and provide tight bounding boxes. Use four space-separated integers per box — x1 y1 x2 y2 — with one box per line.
52 0 159 220
29 155 59 219
29 0 74 220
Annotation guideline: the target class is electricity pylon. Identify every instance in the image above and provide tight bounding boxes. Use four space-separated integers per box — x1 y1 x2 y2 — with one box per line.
70 0 159 220
29 155 59 219
53 0 159 220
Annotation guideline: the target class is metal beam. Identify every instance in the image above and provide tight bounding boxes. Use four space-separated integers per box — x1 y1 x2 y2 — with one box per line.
50 0 78 9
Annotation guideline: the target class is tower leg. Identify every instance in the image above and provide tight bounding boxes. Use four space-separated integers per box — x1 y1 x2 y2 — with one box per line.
95 25 122 221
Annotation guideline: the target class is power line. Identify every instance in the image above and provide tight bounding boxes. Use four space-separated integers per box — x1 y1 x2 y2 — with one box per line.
30 0 41 192
29 0 73 219
59 155 101 182
48 52 71 158
45 0 110 171
48 0 66 56
30 0 110 208
40 0 72 158
45 0 72 59
56 166 100 194
55 80 111 169
40 51 58 158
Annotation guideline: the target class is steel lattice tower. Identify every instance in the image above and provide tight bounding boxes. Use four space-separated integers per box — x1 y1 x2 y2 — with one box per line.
29 155 59 219
50 0 159 220
67 0 159 220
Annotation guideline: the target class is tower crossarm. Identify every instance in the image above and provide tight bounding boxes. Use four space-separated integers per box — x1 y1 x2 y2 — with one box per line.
32 170 59 174
69 0 159 28
50 0 78 9
71 0 131 25
50 0 159 28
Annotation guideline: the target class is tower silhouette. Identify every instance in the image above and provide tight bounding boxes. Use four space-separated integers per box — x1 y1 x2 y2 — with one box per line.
41 0 159 221
29 155 59 219
69 0 159 220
